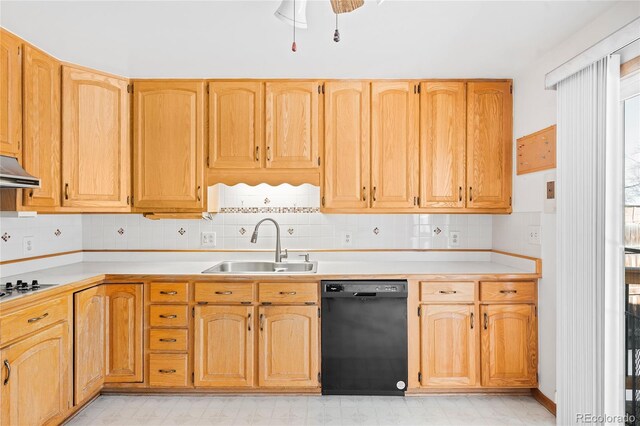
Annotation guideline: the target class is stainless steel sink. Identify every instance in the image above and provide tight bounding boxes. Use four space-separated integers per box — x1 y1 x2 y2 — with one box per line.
202 260 318 274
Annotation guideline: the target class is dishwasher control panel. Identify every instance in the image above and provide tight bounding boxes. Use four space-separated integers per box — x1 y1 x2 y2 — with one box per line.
322 280 407 296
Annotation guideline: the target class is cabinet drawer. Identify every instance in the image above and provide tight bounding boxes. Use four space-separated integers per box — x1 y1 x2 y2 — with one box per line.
0 296 69 344
194 283 255 304
258 282 318 304
480 281 536 303
420 282 475 303
149 329 188 352
149 305 189 327
149 353 188 387
150 282 189 303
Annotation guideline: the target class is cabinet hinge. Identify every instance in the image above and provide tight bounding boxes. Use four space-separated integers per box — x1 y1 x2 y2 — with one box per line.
207 156 210 168
535 306 537 317
17 45 21 56
536 373 539 383
509 196 512 207
318 372 321 383
322 83 325 94
207 84 210 94
417 196 420 205
318 307 321 318
418 372 422 382
192 307 195 317
417 84 421 94
130 195 134 206
127 84 133 94
317 157 321 166
192 372 195 383
510 84 513 94
418 306 421 317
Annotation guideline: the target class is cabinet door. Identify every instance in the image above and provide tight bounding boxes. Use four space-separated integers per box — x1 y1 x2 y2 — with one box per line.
61 66 130 208
104 284 143 383
194 305 254 387
209 81 263 169
466 81 512 209
371 82 419 209
74 286 105 404
22 45 61 208
258 305 318 388
265 81 320 169
0 29 21 157
420 304 477 387
323 81 370 209
133 81 205 210
0 322 71 426
420 81 466 208
480 304 537 387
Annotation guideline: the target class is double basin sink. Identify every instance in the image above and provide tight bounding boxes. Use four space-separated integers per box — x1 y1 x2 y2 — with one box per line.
202 260 318 274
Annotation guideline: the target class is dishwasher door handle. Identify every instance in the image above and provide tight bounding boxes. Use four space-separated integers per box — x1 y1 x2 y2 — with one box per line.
353 292 377 297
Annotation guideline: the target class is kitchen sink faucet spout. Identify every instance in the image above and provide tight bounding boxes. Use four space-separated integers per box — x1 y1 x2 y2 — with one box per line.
250 218 288 262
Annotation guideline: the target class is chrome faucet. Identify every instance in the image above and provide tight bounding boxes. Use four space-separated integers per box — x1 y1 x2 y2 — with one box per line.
250 218 288 262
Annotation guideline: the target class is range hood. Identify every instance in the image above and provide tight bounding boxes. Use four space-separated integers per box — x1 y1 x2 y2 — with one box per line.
0 155 40 188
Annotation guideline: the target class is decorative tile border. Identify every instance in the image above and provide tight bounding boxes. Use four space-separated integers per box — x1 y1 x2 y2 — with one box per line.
1 232 10 242
219 207 320 214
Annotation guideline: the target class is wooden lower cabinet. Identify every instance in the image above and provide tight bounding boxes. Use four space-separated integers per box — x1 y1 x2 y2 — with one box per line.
480 304 537 387
420 304 477 387
0 322 71 426
149 353 189 387
194 305 254 387
74 286 106 404
258 305 319 388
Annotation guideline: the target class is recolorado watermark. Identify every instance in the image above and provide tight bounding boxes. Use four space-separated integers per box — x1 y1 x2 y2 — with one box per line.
576 413 635 423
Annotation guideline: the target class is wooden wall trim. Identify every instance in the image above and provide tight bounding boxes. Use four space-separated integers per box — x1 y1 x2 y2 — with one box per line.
0 250 83 265
531 388 557 416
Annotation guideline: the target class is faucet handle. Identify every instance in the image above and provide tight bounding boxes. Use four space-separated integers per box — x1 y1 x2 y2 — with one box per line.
281 249 288 260
298 253 310 262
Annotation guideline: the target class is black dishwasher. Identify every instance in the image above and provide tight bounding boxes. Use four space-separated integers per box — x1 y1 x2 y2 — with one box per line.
321 280 408 396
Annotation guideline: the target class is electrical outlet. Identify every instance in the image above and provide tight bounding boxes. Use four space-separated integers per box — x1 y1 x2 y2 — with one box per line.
201 232 216 247
528 226 541 245
342 231 353 247
449 231 461 247
23 236 34 255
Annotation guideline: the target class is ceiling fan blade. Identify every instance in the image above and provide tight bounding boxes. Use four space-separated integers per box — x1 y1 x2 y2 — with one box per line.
330 0 365 14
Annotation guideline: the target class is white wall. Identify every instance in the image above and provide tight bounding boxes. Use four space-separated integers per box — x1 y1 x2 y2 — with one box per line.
495 1 640 402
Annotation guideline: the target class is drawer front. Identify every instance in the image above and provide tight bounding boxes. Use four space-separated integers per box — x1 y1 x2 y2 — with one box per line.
480 281 536 303
420 281 475 303
149 353 188 387
0 296 69 344
149 305 189 327
149 329 188 352
194 282 255 304
149 282 189 303
258 282 318 304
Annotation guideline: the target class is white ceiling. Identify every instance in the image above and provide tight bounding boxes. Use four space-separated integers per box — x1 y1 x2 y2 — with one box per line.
0 0 624 78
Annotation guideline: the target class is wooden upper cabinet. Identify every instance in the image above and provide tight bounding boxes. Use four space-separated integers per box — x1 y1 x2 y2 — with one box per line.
265 81 320 169
0 322 71 426
0 29 22 157
104 284 143 383
371 82 419 209
466 81 512 209
323 81 370 210
133 81 205 210
481 304 537 387
22 45 61 208
420 81 466 208
420 304 477 387
74 286 105 405
258 305 319 388
208 81 263 169
194 305 254 387
61 66 130 208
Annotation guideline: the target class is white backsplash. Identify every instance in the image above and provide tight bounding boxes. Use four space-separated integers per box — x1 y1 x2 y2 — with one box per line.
0 185 494 261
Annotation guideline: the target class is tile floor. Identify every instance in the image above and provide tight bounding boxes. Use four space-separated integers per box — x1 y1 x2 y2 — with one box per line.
65 395 555 425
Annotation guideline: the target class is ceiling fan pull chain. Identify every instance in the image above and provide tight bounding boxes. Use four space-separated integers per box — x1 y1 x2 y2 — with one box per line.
291 0 297 52
334 13 340 42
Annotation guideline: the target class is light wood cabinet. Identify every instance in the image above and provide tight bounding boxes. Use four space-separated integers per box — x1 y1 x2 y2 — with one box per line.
323 81 370 209
208 81 263 169
0 29 22 157
480 304 537 387
22 44 61 208
370 81 419 209
74 286 105 405
104 284 143 383
466 81 512 209
61 66 130 209
149 353 188 387
265 81 320 169
0 322 71 426
194 305 254 387
133 80 205 211
258 305 319 388
420 304 477 387
420 81 466 208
